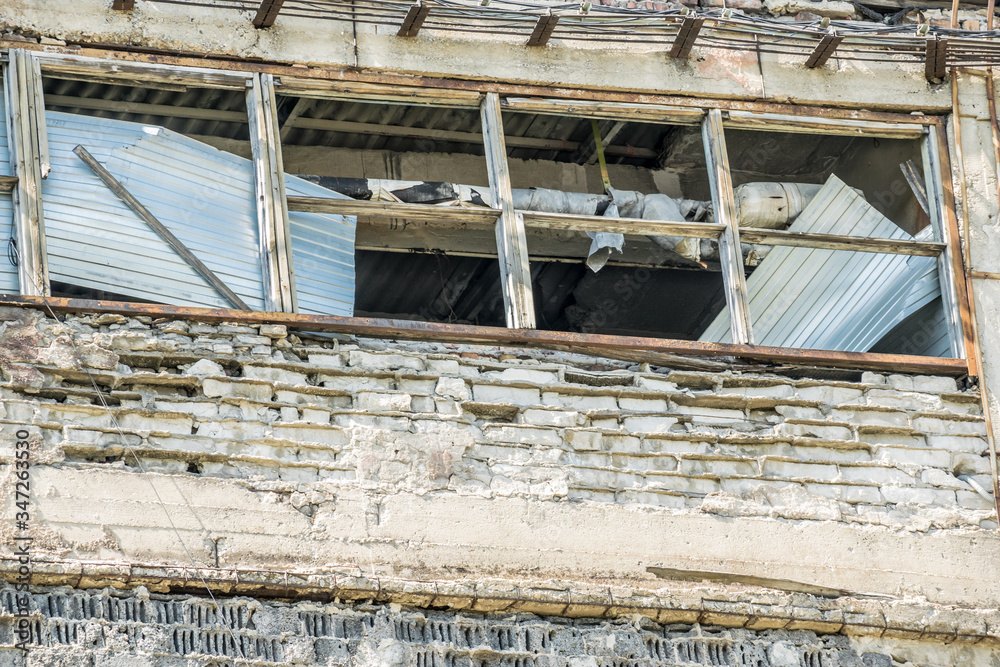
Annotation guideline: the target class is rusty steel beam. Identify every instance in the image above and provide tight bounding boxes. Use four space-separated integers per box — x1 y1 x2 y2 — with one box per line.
669 16 704 59
398 2 431 37
0 296 972 376
805 33 843 68
526 11 560 47
925 36 948 81
253 0 287 28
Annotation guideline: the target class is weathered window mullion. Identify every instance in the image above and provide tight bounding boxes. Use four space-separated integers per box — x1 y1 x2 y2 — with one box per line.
702 108 753 345
481 91 536 329
924 127 970 360
248 72 297 313
4 49 49 297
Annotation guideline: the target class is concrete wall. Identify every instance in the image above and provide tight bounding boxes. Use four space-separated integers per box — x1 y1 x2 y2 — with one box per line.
0 306 996 614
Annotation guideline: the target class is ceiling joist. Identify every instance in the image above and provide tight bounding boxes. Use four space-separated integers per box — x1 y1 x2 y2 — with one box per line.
253 0 287 28
399 2 431 37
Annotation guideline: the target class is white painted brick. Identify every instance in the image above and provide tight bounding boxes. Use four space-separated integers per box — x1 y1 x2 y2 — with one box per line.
795 385 863 405
411 396 435 413
623 416 679 434
488 368 559 384
776 422 853 441
320 376 394 392
355 392 412 411
566 430 603 451
645 474 721 496
886 375 915 391
242 365 309 386
307 354 343 368
618 397 668 412
153 400 218 419
671 404 745 424
761 460 838 482
838 465 913 486
861 372 886 385
435 377 470 401
956 490 994 510
398 379 437 395
349 351 425 371
857 432 926 448
920 468 969 489
829 409 909 429
426 358 460 373
636 376 678 392
301 408 331 424
926 434 989 452
681 458 757 477
801 483 882 504
543 392 618 411
790 446 871 465
259 324 287 338
774 405 825 420
434 398 461 415
202 378 273 402
864 389 943 412
589 418 620 429
280 406 299 422
117 412 193 434
874 446 951 468
485 425 562 446
520 408 580 427
644 439 712 456
882 486 955 506
911 375 958 393
473 384 540 405
720 384 794 399
952 452 992 475
183 358 224 376
603 434 641 453
913 417 987 437
196 420 267 440
271 424 350 446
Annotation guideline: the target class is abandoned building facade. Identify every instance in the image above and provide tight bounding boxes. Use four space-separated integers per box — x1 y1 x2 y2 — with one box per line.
2 0 1000 665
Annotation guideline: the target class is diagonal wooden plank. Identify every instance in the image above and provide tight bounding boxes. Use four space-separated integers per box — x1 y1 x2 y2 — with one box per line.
73 145 251 311
398 2 431 37
669 16 704 59
805 32 843 68
526 11 560 47
253 0 287 28
925 36 948 81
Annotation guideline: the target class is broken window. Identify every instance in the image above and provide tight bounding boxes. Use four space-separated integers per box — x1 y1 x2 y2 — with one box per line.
697 114 962 358
498 100 730 339
275 82 505 324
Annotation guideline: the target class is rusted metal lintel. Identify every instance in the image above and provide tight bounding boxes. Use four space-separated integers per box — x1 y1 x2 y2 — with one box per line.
0 176 16 193
925 36 948 81
669 16 704 59
805 33 843 69
0 296 971 376
253 0 287 28
10 40 950 123
111 0 135 10
526 11 560 47
398 2 431 37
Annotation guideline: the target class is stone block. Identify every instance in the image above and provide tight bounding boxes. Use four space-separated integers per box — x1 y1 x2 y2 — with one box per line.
520 408 580 427
795 385 863 405
926 434 989 453
567 430 603 451
349 351 425 371
488 367 559 385
952 452 992 475
829 409 909 429
864 389 943 412
242 365 309 386
355 392 412 412
436 377 470 401
473 384 540 405
544 392 618 411
911 375 958 394
484 425 562 446
636 376 678 392
258 324 287 338
280 406 299 422
320 375 394 392
618 397 668 412
202 378 273 402
301 408 331 424
875 446 950 468
271 424 350 446
956 489 994 510
183 358 225 376
920 468 969 489
913 417 987 437
623 416 679 434
881 486 956 507
308 354 344 368
838 465 913 486
776 422 853 441
761 460 838 482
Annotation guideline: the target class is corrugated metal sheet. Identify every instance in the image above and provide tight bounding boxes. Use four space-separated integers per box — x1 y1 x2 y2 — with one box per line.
870 298 951 358
284 177 356 316
40 110 356 316
0 82 18 295
700 175 947 355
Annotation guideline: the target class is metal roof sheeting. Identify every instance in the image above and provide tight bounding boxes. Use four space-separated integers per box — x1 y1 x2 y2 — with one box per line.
285 176 356 317
700 175 947 355
39 110 356 316
0 84 18 295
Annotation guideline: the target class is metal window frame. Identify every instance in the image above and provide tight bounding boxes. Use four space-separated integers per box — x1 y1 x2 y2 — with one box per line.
0 47 972 372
